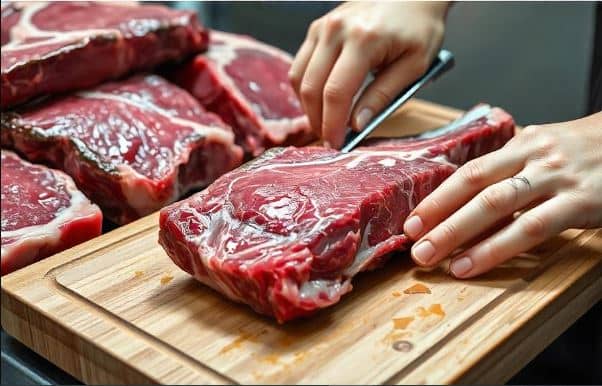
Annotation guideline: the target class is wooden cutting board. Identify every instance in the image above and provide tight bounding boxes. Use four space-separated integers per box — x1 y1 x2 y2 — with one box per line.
2 99 601 385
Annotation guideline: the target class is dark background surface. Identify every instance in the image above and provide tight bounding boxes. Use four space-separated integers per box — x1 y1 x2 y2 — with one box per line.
2 2 600 385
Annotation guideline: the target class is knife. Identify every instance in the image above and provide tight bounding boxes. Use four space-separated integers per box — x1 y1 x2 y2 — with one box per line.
340 49 455 153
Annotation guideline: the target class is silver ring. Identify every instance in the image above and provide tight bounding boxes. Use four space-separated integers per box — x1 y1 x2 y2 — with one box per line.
509 175 532 192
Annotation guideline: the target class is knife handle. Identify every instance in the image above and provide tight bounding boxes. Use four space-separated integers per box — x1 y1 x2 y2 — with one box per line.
340 49 455 153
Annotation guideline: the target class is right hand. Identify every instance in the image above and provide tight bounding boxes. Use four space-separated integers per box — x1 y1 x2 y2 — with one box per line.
289 1 450 148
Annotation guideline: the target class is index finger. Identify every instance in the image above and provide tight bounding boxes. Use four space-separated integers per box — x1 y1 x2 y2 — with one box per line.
322 42 370 149
289 36 318 95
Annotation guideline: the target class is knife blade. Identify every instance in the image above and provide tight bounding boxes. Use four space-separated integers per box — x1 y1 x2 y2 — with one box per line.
410 104 492 140
340 49 455 153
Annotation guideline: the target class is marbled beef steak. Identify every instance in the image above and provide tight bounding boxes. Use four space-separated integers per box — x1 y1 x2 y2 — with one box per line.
1 150 102 275
171 30 314 156
1 75 243 224
159 105 515 322
1 1 208 108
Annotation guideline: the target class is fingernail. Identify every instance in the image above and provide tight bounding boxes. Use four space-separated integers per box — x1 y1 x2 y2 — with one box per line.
355 108 373 131
412 240 435 265
323 140 332 149
450 257 473 277
404 216 423 238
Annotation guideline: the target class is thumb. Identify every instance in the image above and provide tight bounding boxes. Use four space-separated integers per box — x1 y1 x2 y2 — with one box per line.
351 54 428 132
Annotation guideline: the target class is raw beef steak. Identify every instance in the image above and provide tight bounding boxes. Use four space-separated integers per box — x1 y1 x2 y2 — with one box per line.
1 1 208 108
170 30 313 155
159 105 515 322
1 74 243 224
1 150 102 275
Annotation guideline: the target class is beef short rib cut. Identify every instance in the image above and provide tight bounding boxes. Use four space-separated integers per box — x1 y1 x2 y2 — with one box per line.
1 150 102 275
1 1 208 108
1 74 243 224
159 105 515 322
170 30 314 156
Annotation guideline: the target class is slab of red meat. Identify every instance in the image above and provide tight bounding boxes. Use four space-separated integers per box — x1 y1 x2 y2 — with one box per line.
1 1 208 108
170 30 314 156
1 74 243 224
1 150 102 275
159 105 515 322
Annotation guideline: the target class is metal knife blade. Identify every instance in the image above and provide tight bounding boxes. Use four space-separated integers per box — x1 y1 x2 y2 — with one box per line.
340 49 455 153
407 104 492 140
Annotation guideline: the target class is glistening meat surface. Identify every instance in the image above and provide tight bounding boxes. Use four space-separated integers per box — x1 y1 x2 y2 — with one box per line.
170 30 314 155
1 74 243 224
159 105 515 322
1 1 208 108
1 150 102 275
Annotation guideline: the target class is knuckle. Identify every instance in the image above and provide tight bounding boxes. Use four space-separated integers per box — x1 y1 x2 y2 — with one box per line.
519 213 548 239
479 185 512 213
349 24 379 44
308 20 321 36
288 70 301 85
522 124 542 138
539 151 568 170
533 135 558 157
323 14 344 32
435 221 458 246
413 56 429 76
300 81 317 101
323 82 347 103
566 190 594 217
369 87 394 108
461 160 486 187
480 240 505 266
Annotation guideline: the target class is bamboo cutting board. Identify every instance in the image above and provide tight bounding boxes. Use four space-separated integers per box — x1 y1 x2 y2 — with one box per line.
2 100 601 385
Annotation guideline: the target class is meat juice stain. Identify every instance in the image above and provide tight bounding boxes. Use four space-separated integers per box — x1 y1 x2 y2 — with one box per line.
382 331 412 345
261 354 281 365
293 351 307 364
219 331 254 355
160 274 173 285
416 306 430 318
403 283 431 294
391 291 402 297
392 316 414 330
259 350 306 367
416 304 446 318
134 270 144 279
219 328 268 355
277 335 295 348
429 303 445 317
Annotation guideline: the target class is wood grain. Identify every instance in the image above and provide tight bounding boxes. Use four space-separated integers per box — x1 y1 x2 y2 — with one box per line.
2 99 600 385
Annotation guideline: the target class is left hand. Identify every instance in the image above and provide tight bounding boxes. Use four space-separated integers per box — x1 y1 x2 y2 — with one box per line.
402 112 602 278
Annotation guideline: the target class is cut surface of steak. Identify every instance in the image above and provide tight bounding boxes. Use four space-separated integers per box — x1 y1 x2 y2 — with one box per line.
1 74 243 224
1 150 102 275
159 105 515 322
1 1 208 108
170 30 313 155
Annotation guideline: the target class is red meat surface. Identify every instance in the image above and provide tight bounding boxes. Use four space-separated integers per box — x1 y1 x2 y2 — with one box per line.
1 150 102 275
171 30 314 156
1 1 208 108
1 74 243 224
159 105 515 322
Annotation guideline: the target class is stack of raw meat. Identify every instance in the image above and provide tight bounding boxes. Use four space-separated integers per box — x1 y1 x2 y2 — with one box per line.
1 1 311 274
1 2 517 326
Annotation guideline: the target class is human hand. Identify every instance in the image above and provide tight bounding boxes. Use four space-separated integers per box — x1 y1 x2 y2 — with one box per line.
289 1 449 148
403 112 602 278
